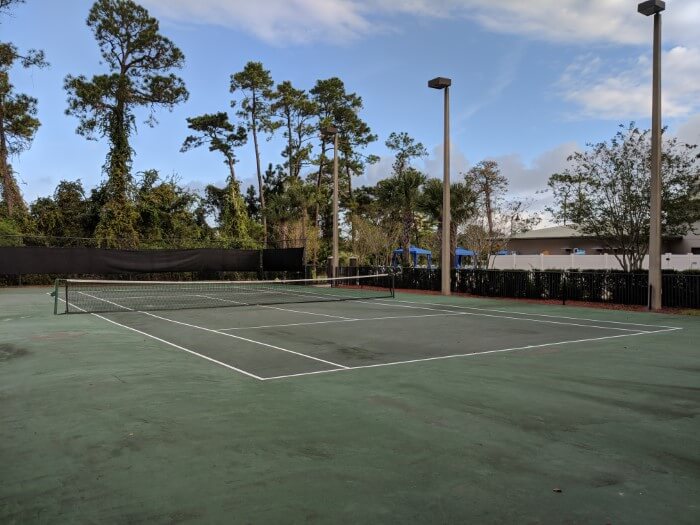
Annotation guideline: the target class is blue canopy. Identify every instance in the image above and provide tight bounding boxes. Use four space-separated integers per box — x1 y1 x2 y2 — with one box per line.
393 245 432 256
392 245 433 268
455 247 475 268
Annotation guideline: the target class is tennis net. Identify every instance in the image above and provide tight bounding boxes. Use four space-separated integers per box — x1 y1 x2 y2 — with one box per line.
55 274 394 314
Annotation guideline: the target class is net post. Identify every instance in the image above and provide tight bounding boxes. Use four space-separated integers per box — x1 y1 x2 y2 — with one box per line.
53 279 59 315
64 280 69 314
391 271 395 298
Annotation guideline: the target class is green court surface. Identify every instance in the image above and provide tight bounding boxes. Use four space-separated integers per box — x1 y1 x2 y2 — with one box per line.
1 287 699 523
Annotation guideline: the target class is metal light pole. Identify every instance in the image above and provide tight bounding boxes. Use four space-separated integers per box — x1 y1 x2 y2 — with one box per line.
322 125 340 278
638 0 665 310
428 77 452 296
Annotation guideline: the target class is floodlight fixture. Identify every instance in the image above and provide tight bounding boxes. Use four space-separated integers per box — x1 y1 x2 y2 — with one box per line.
428 77 451 90
637 0 665 16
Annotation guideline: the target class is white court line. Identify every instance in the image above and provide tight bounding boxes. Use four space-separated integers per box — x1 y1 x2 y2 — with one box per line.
353 299 656 333
376 298 682 330
62 291 684 382
193 293 356 320
259 304 355 320
218 311 470 331
77 291 348 370
140 310 349 369
260 327 681 381
234 284 678 333
56 296 265 380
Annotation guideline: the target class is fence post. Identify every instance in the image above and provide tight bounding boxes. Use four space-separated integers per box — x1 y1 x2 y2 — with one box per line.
540 253 544 271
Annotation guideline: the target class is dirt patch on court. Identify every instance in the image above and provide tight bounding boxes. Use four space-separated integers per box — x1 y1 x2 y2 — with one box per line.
0 344 29 361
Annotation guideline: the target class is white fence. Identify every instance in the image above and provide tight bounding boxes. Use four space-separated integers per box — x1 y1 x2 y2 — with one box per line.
489 253 700 271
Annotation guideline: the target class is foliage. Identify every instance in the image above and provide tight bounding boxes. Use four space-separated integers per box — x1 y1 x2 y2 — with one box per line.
231 61 275 241
376 132 428 266
64 0 188 247
352 215 400 266
0 0 24 15
181 112 254 246
419 179 476 267
0 1 48 220
135 170 212 247
463 160 511 267
0 216 22 245
269 81 316 180
6 2 700 272
546 123 700 271
30 180 91 244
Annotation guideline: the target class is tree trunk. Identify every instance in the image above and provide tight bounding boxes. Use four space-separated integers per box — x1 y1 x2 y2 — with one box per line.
314 141 326 261
226 156 237 182
484 184 494 236
280 220 287 249
251 97 266 244
402 210 412 267
0 97 24 217
450 220 458 270
346 159 356 248
286 110 294 179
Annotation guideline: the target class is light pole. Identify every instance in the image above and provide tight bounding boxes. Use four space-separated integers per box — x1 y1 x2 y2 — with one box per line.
322 125 340 278
428 77 452 296
638 0 665 310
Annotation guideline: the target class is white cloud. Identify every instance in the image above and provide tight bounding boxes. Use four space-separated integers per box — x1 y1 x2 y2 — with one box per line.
423 142 470 181
142 0 372 45
355 140 470 187
357 154 393 187
492 142 578 199
675 113 700 147
143 0 699 47
559 47 700 119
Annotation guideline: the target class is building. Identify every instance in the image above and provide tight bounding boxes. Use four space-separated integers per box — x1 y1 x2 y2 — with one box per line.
507 224 700 255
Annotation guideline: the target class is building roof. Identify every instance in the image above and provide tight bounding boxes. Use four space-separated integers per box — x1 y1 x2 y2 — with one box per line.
510 225 585 239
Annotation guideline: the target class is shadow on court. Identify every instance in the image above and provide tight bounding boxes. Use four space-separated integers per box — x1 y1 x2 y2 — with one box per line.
1 287 699 523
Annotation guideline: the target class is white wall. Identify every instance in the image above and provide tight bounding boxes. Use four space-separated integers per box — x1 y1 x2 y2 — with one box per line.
489 253 700 271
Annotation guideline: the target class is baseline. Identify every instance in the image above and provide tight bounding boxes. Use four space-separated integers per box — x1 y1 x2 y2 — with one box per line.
375 298 682 330
355 299 665 333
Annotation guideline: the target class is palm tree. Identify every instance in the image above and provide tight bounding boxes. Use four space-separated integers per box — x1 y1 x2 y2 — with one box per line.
376 168 426 266
419 179 476 268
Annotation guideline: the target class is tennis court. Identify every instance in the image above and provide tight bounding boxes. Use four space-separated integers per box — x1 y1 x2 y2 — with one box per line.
2 283 700 523
52 275 680 381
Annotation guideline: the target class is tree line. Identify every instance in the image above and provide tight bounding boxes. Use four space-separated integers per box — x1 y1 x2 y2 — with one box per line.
1 0 698 271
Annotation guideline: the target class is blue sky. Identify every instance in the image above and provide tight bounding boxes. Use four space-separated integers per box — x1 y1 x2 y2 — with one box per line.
5 0 700 215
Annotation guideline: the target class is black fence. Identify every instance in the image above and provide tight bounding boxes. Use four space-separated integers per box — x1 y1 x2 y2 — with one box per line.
0 246 305 286
337 266 700 309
